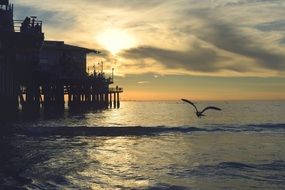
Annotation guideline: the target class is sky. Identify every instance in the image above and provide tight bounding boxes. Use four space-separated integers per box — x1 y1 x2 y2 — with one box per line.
12 0 285 100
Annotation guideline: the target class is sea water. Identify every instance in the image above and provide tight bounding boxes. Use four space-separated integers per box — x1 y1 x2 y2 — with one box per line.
0 100 285 189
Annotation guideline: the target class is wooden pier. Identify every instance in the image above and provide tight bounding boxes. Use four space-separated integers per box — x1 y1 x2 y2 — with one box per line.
19 80 123 111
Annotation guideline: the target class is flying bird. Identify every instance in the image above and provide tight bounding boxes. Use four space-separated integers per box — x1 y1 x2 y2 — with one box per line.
181 98 222 118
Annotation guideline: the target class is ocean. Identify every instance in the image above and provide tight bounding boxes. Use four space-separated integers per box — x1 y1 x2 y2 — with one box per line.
0 100 285 190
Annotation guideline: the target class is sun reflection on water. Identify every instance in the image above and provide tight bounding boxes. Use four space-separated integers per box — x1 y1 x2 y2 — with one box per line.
77 137 151 189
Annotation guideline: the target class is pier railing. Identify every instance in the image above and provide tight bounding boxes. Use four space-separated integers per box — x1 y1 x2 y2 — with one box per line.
20 86 124 94
109 87 123 93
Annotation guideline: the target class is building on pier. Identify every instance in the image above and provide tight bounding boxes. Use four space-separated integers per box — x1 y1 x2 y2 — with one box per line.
39 41 99 79
36 40 123 109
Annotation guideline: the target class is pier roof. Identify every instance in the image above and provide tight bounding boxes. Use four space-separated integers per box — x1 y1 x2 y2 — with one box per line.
43 40 100 54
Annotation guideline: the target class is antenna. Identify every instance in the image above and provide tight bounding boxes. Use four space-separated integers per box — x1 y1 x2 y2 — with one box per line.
93 63 96 75
30 16 37 27
112 68 114 82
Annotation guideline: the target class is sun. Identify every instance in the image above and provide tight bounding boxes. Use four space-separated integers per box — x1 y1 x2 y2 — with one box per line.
96 29 136 54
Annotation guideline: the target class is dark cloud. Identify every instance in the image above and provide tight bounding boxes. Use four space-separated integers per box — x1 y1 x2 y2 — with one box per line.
224 0 282 7
280 38 285 45
120 44 228 72
13 4 76 29
255 20 285 32
176 5 285 72
82 0 165 10
166 0 285 74
194 21 285 71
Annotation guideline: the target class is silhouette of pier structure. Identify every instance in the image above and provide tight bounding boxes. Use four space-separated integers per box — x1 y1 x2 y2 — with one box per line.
0 0 123 119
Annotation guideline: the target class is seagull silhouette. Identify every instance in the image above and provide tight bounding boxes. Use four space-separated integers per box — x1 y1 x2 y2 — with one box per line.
181 99 222 118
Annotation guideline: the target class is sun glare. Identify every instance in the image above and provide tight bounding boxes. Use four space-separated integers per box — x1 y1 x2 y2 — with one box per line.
96 29 136 54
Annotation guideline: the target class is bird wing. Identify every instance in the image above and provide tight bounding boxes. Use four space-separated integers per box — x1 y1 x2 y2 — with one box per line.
201 106 222 114
181 99 198 112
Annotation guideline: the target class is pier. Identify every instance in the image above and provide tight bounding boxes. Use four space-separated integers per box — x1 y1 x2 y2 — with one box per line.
0 0 123 119
19 78 123 110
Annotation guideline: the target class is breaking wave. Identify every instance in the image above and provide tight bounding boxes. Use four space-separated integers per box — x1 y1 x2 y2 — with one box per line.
11 123 285 137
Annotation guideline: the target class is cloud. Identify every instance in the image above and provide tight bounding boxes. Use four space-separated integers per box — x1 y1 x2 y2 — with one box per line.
121 0 284 77
120 14 285 75
13 4 76 29
191 20 285 71
12 0 285 77
120 44 224 72
137 81 149 84
256 20 285 32
223 0 282 7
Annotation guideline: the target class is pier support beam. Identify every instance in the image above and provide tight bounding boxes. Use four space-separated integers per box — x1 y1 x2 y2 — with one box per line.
116 92 120 108
105 93 109 108
109 93 112 108
0 54 19 118
113 92 117 108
